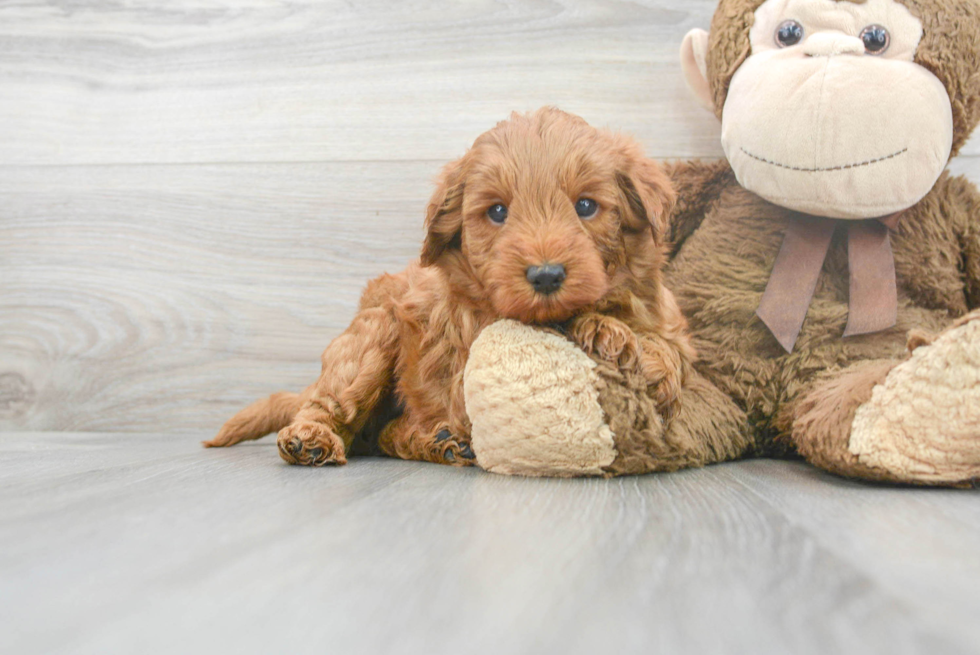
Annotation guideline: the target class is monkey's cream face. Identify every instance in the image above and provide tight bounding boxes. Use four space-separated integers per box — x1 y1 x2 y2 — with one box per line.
721 0 953 219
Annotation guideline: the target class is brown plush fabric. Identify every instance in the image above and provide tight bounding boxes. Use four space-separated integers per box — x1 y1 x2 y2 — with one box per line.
599 361 752 476
664 164 980 484
664 160 737 257
905 0 980 156
778 359 898 482
706 0 980 155
661 0 980 486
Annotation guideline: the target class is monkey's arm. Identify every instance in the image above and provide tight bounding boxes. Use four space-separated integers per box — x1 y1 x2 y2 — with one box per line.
663 159 735 258
947 174 980 310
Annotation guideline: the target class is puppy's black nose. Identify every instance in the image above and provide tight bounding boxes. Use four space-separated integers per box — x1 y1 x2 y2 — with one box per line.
526 264 566 295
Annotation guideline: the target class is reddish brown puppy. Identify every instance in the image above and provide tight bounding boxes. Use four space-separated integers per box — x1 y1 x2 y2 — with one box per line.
205 107 693 467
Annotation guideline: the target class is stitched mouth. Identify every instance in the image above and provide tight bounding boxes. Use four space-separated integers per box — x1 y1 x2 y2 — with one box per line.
740 147 908 172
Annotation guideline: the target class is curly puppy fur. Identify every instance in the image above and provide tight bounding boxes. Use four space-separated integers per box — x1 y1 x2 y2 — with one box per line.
204 107 695 467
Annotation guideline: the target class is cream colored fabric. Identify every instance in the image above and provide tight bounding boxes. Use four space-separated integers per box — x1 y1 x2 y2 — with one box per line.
681 29 714 111
712 0 954 219
849 317 980 483
464 320 616 477
750 0 924 60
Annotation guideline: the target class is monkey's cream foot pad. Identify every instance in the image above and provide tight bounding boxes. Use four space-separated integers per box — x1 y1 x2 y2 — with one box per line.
850 313 980 484
464 320 616 477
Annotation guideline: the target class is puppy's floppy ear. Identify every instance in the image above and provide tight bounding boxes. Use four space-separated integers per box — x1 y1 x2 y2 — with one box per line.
421 157 467 266
617 156 676 243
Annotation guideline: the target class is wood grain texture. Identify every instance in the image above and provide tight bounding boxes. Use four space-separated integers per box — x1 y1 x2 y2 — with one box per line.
727 461 980 646
2 432 979 655
2 0 975 166
0 0 720 165
0 162 431 433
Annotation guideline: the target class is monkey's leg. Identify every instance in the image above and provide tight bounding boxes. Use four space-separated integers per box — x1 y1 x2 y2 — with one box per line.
601 367 755 476
788 311 980 485
465 319 752 477
377 415 475 467
277 305 399 467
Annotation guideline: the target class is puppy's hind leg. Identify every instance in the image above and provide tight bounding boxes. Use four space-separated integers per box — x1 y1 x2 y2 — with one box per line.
278 304 400 467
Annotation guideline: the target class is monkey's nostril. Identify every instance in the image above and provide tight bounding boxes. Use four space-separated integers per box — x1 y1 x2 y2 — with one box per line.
526 264 567 295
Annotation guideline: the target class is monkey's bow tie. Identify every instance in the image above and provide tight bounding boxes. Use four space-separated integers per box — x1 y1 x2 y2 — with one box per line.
756 212 903 353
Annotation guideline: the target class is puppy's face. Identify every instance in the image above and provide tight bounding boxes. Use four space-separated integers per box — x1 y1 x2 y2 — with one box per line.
422 108 675 324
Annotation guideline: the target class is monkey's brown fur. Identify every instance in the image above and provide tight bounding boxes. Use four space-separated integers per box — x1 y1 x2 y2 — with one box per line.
666 0 980 484
205 108 695 468
597 359 752 476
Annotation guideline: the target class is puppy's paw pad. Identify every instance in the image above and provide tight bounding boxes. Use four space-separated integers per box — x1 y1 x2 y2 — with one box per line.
429 430 475 467
277 422 347 467
280 435 303 456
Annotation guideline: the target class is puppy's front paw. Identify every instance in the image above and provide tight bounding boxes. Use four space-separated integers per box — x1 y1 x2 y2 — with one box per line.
570 314 640 369
277 421 347 466
432 429 476 467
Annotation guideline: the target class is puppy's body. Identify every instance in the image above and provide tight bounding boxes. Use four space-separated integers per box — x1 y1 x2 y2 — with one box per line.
206 108 694 466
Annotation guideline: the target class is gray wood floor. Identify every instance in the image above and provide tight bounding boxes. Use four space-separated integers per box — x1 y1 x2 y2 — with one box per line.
3 432 980 655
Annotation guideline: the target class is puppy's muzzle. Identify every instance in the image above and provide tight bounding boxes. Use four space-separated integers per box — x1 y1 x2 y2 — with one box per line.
526 264 566 295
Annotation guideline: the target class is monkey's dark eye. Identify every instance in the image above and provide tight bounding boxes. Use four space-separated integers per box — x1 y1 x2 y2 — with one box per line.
860 25 890 55
575 198 599 219
487 204 508 224
775 20 804 48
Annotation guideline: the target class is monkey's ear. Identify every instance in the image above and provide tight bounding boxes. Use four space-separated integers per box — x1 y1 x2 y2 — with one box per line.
681 28 714 112
420 158 466 266
617 157 677 244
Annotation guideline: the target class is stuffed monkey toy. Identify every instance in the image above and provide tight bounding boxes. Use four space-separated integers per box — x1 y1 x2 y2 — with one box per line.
465 0 980 484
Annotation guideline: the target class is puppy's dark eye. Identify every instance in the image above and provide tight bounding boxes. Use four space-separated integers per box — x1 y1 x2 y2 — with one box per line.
487 204 508 224
860 25 890 55
775 20 804 48
575 198 599 220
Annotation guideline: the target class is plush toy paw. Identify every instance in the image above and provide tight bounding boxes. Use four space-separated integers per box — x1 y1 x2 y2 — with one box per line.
277 421 348 466
464 320 618 477
464 320 750 478
849 312 980 484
